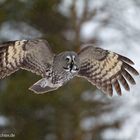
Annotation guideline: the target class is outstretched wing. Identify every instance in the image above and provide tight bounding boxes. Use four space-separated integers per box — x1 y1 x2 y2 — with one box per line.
0 39 54 78
78 44 139 96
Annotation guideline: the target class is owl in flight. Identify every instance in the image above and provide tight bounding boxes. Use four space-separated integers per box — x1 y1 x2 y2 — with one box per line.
0 39 139 96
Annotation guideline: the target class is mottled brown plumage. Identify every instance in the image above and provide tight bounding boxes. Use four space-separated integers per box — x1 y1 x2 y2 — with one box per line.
0 40 139 96
0 39 54 78
78 44 139 96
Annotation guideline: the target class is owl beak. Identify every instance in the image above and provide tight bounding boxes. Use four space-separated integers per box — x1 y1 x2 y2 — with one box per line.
63 60 79 72
70 60 74 71
70 61 79 72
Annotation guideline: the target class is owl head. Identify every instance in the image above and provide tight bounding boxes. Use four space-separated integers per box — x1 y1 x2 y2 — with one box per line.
53 51 80 75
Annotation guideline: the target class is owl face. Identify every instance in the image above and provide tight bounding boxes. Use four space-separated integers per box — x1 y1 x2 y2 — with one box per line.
53 51 80 75
63 52 80 73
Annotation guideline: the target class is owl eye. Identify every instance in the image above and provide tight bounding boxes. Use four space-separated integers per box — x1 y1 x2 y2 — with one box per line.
65 56 71 62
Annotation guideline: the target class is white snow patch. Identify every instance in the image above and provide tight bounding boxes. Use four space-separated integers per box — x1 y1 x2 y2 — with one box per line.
0 21 42 40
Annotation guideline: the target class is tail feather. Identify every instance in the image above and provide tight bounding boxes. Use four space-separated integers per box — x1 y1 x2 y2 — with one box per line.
29 78 60 94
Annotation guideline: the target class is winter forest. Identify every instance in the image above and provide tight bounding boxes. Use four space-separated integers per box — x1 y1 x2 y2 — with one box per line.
0 0 140 140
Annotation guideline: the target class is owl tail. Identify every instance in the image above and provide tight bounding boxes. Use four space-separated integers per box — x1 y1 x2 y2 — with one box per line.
29 78 60 94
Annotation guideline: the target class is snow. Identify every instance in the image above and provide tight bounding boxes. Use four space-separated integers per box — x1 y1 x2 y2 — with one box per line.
80 21 101 41
0 21 42 41
58 0 73 17
0 116 9 126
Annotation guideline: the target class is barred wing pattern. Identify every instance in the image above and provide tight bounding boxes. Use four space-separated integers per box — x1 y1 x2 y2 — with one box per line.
0 39 54 78
78 45 139 96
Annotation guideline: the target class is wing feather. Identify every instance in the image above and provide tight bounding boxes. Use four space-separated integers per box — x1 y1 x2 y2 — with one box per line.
78 45 139 96
118 74 130 91
0 39 54 78
113 79 122 96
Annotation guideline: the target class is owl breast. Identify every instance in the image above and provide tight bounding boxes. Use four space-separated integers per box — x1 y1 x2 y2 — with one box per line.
51 70 75 85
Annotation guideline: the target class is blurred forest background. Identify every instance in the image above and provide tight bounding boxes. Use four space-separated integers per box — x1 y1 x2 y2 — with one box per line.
0 0 140 140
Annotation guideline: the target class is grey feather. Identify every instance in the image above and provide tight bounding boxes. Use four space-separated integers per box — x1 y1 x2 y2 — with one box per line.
29 78 59 94
78 44 139 96
0 39 54 78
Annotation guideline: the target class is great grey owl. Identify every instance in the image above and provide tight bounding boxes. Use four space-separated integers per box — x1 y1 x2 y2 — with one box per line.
0 39 139 96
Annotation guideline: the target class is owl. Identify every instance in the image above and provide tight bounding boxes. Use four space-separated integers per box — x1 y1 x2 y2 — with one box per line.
0 39 139 96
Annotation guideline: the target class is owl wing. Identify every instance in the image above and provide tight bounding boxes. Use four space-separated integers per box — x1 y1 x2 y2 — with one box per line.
78 44 139 96
0 39 54 79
